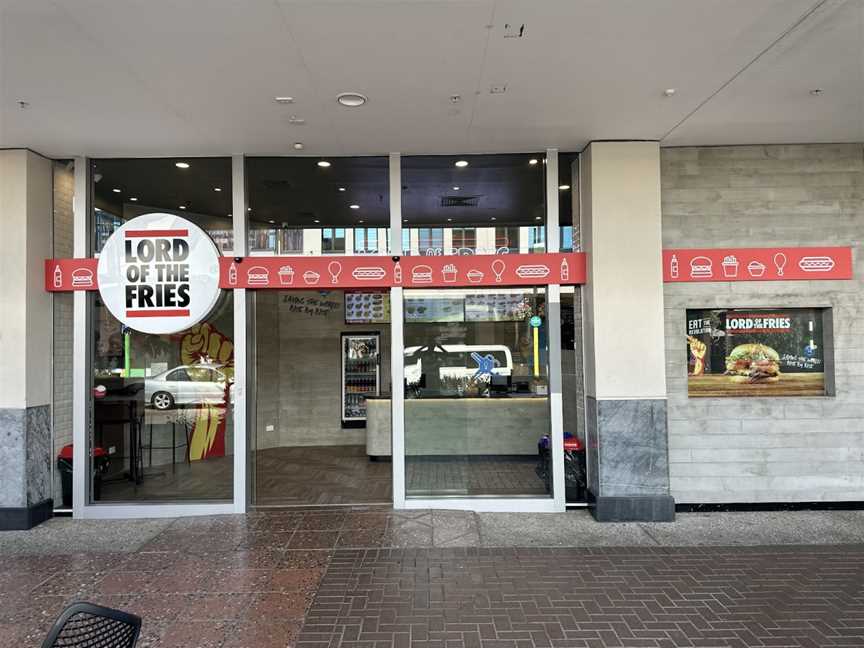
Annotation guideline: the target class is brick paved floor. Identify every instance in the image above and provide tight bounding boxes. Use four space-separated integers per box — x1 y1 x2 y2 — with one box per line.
298 546 864 648
3 511 864 647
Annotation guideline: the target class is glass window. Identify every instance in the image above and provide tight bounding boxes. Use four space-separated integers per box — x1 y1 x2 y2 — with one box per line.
91 158 233 254
88 158 234 504
559 152 578 252
246 157 388 256
354 227 380 254
403 287 551 498
322 227 346 254
528 226 545 252
402 154 546 255
495 227 520 253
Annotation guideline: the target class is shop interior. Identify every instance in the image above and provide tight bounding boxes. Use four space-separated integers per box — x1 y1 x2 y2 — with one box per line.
78 154 582 508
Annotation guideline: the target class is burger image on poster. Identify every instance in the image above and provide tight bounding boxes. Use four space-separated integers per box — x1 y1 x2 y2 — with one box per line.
96 212 221 335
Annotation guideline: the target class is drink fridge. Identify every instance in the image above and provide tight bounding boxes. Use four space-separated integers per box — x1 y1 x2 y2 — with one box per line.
341 333 380 428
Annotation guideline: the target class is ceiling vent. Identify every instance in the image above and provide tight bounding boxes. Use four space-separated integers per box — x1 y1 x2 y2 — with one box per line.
263 180 293 191
440 196 479 208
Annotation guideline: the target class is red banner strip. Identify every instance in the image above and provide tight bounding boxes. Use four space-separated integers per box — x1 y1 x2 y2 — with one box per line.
217 253 586 289
663 247 853 283
125 229 189 237
125 309 191 317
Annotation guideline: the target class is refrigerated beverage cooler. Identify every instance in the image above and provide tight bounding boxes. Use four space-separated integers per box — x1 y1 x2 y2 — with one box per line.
341 333 381 428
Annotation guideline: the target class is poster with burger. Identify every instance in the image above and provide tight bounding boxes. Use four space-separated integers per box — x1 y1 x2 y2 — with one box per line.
685 308 827 397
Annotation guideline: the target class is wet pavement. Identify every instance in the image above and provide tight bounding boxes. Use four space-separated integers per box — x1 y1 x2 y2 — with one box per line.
1 509 863 647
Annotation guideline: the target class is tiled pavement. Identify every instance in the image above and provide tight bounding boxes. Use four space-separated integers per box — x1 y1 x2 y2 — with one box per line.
300 546 864 648
2 509 864 647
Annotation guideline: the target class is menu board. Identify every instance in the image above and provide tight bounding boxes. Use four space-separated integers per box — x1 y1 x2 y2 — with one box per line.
345 291 390 324
685 308 827 397
464 293 532 322
405 296 464 322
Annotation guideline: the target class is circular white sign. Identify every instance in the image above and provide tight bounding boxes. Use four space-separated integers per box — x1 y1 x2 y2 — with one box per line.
97 213 221 335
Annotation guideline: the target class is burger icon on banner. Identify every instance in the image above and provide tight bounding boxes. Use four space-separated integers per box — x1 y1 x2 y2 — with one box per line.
96 213 222 335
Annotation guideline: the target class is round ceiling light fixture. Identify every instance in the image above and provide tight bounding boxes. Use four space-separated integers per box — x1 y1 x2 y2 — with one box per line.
175 161 190 169
293 142 305 150
337 92 368 107
129 197 138 202
112 188 121 193
454 160 469 168
559 184 571 190
317 160 331 168
338 187 346 192
314 219 320 224
349 204 360 210
274 96 294 104
663 88 676 97
529 159 539 165
214 187 222 192
452 186 460 191
179 205 186 210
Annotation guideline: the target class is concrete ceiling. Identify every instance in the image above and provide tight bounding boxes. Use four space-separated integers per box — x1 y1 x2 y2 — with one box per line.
1 0 861 158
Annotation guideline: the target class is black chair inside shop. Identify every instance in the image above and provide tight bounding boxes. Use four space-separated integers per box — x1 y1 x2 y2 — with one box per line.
41 602 141 648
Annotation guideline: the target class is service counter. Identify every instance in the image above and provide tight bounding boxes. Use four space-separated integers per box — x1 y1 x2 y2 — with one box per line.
366 395 550 458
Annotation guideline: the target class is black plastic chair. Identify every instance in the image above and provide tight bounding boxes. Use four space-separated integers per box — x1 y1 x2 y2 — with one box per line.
41 602 141 648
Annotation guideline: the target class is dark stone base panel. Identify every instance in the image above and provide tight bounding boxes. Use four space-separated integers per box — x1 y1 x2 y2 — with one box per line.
296 546 864 648
0 498 53 530
589 493 675 522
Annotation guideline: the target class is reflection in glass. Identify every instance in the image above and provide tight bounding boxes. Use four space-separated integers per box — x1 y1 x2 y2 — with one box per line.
403 288 551 498
401 154 546 255
246 157 389 256
90 293 234 502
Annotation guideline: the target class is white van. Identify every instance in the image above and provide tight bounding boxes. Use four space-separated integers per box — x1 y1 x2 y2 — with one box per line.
404 344 513 385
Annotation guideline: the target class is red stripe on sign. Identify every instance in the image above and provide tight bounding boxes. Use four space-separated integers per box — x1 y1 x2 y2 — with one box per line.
125 229 189 237
125 309 190 318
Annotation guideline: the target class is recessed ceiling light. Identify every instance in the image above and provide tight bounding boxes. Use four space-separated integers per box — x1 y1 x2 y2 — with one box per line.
338 187 346 192
358 219 364 223
663 88 676 97
317 160 331 168
274 96 294 104
535 216 541 220
129 197 138 201
349 204 359 209
293 142 304 150
336 92 368 107
287 116 305 125
175 162 190 169
559 184 570 190
112 188 121 193
214 187 222 192
810 88 823 96
529 159 538 165
447 218 453 222
268 219 275 224
314 219 320 224
179 205 186 210
247 207 252 211
454 160 469 168
491 217 496 221
452 186 460 191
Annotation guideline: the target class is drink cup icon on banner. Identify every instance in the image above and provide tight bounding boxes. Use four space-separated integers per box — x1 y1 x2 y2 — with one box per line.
773 252 787 276
492 259 506 282
328 261 342 284
670 254 679 279
53 264 63 288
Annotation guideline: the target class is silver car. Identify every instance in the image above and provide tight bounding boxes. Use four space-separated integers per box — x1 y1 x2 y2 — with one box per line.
145 364 232 410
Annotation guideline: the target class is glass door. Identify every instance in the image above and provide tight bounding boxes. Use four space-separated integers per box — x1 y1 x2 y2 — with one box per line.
403 287 552 498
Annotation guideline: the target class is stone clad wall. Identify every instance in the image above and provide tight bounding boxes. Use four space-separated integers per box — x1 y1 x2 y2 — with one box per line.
661 144 864 503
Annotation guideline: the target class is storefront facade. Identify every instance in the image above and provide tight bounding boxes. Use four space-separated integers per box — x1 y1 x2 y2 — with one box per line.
1 142 862 529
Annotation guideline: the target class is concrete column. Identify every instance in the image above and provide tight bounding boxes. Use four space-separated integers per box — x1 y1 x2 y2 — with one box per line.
579 141 674 522
0 149 54 529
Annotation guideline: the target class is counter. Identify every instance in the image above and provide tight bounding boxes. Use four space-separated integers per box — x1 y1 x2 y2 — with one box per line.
366 395 550 458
